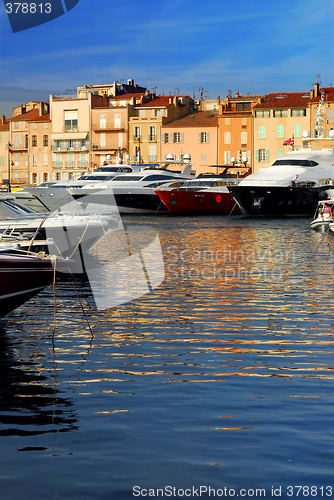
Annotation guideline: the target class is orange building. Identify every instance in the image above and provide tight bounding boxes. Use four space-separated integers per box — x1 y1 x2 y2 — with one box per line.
218 93 263 173
0 115 10 187
161 110 218 175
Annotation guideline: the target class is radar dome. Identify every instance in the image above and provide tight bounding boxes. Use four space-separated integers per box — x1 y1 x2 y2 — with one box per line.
302 130 310 138
182 154 191 162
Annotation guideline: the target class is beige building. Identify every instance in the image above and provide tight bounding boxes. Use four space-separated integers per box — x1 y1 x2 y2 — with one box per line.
50 94 91 181
129 94 194 163
91 93 145 167
252 92 311 172
161 110 218 175
8 101 50 187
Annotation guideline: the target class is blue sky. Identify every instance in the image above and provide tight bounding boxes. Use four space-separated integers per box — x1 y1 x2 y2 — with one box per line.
0 0 333 117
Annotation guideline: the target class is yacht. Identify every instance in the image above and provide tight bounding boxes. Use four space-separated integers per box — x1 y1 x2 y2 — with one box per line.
310 199 334 231
154 168 249 214
0 195 115 257
228 147 334 217
16 163 137 212
67 161 195 214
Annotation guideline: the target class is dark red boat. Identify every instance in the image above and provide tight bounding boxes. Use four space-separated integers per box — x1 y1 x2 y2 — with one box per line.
0 253 55 318
155 175 241 215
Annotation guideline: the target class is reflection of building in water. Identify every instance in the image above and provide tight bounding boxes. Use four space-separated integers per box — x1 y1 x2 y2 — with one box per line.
0 328 78 436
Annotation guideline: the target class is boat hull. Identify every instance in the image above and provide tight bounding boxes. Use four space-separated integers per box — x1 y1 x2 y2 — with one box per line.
0 255 54 317
72 191 168 214
228 185 326 217
155 189 239 214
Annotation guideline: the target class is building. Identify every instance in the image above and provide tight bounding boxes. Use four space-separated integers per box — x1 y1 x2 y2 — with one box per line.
218 93 263 173
252 92 311 172
77 79 147 99
308 83 334 141
0 115 10 187
161 110 218 175
8 101 50 186
91 93 145 167
129 94 194 163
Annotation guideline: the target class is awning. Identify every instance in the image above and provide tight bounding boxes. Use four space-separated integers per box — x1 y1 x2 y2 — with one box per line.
51 132 88 140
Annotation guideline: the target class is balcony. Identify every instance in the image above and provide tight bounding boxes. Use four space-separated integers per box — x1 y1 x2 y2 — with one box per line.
52 162 63 169
12 143 28 150
92 122 126 131
51 144 88 152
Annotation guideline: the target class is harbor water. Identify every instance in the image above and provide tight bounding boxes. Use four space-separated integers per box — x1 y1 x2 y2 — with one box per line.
1 215 334 499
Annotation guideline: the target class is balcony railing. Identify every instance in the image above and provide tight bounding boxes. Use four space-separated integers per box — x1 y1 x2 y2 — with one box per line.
12 143 28 150
51 144 88 151
92 122 126 131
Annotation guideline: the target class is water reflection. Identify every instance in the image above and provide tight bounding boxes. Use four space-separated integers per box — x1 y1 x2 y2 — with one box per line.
0 326 78 436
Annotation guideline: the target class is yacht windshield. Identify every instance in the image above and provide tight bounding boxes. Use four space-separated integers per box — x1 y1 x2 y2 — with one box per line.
272 159 319 167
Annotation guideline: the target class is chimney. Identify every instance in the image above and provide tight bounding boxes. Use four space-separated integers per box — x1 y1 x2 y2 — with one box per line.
2 115 5 125
314 82 320 97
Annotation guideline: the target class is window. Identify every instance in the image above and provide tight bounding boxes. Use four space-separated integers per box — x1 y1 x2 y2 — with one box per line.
274 109 288 117
43 173 48 182
259 126 266 139
32 173 38 184
328 109 334 124
80 153 87 168
14 134 19 148
149 126 156 141
114 113 121 128
200 154 207 165
255 110 270 118
14 154 19 166
173 133 183 143
64 110 78 131
44 123 48 129
276 149 284 158
100 114 106 129
161 133 169 143
118 132 123 148
241 131 247 144
148 145 156 162
225 118 230 125
134 126 141 138
56 172 62 181
277 125 284 138
70 139 76 150
224 131 231 144
139 109 146 117
199 132 209 143
294 124 301 137
43 154 48 166
0 157 4 166
236 102 251 110
241 118 248 126
67 153 74 168
32 123 37 129
0 134 2 143
100 133 106 148
291 109 306 117
224 151 231 164
25 154 28 166
32 154 37 166
256 149 269 162
14 121 19 129
43 135 48 146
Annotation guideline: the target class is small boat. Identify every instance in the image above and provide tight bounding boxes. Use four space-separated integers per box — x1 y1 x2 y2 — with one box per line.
0 252 57 317
154 170 245 214
310 199 334 231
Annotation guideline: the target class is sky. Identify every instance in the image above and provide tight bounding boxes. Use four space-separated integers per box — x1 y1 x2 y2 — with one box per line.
0 0 333 118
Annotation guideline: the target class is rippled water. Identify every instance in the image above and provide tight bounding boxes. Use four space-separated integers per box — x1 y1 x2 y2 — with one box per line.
1 215 334 499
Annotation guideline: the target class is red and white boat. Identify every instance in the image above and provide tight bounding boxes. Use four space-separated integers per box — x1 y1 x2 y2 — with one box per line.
155 170 250 215
0 253 56 318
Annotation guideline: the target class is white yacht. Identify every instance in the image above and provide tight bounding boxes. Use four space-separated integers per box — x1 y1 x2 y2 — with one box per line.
25 159 195 214
228 147 334 217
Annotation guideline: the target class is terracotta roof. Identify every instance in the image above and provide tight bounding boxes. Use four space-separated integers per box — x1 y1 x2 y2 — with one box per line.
30 113 50 122
0 122 9 131
253 92 311 109
310 87 334 103
163 110 218 128
138 95 190 108
9 108 43 121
